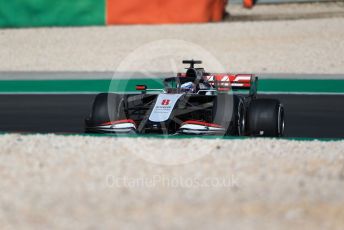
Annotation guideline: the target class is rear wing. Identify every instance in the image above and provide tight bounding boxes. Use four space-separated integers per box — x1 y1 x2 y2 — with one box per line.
205 74 258 96
162 73 258 96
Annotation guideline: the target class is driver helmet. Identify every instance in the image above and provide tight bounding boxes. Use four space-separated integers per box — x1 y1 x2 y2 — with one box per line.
180 82 195 93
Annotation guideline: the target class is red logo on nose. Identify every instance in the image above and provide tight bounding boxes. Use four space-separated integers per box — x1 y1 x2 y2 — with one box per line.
161 99 170 105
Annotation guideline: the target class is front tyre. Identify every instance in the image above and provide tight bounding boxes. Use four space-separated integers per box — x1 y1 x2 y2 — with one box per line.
247 99 285 137
85 93 128 133
212 94 245 136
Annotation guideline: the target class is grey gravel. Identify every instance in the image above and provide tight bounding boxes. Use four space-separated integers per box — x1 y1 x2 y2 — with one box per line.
1 18 344 74
0 134 344 230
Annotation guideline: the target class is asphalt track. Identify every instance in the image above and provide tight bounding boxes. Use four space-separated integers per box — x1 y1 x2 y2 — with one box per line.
0 94 343 138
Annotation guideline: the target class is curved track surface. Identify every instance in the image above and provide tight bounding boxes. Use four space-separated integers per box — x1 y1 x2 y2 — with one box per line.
0 94 343 138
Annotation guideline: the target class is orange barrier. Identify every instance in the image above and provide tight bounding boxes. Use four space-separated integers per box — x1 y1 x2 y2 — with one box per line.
243 0 255 8
106 0 226 24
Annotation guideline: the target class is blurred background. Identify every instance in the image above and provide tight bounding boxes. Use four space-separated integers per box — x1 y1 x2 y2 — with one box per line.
0 0 343 27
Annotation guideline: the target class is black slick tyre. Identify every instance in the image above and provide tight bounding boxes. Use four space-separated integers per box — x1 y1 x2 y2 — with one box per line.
89 93 126 125
247 99 284 137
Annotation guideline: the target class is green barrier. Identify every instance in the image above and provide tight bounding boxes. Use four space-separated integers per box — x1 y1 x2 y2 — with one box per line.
259 79 344 93
0 0 105 27
0 79 163 92
0 79 343 93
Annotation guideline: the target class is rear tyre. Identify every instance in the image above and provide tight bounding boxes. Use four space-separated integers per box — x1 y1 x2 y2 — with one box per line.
247 99 284 137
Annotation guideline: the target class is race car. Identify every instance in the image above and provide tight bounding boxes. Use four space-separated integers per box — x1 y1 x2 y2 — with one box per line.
85 60 285 137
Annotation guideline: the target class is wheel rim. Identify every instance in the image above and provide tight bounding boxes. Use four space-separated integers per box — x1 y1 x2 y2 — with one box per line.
238 101 245 136
277 104 285 136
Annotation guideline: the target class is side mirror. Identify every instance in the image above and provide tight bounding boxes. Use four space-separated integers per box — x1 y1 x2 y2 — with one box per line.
136 85 147 92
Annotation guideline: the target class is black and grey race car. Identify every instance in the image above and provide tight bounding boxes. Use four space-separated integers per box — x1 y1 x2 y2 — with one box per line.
85 60 285 137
